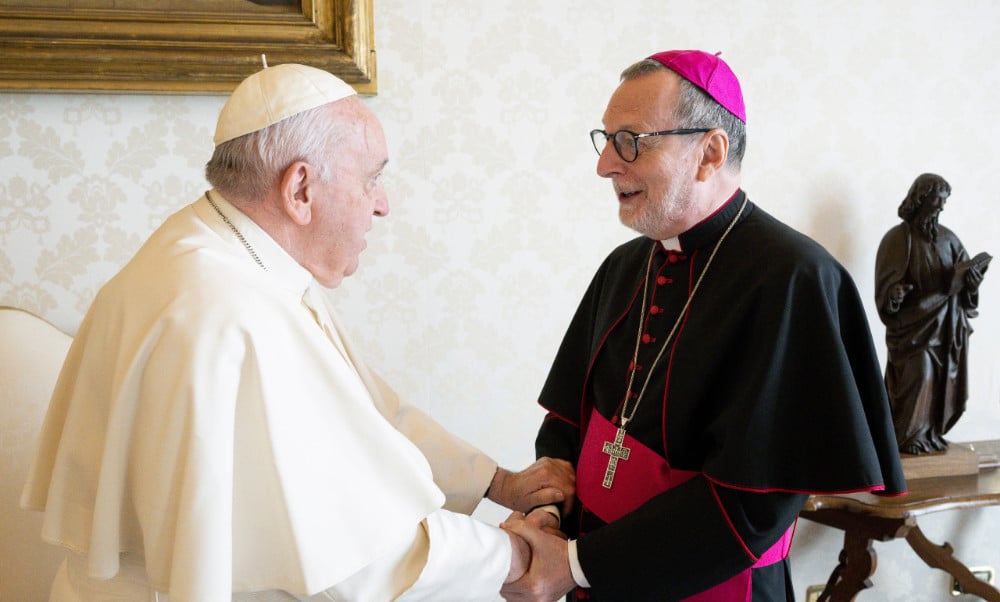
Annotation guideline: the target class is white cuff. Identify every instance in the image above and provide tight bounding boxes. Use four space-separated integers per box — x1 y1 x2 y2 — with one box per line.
536 504 561 522
567 539 591 588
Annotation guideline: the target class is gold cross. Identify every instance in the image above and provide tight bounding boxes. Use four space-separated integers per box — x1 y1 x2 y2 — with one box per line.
601 425 632 489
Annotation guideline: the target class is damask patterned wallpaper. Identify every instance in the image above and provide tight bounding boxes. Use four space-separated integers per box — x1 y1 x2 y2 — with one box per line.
2 1 999 600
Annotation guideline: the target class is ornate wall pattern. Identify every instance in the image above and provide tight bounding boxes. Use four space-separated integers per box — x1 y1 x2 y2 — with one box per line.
2 1 999 599
0 94 214 323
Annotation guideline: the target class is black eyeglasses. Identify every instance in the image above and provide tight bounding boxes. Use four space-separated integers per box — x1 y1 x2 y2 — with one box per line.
590 128 712 162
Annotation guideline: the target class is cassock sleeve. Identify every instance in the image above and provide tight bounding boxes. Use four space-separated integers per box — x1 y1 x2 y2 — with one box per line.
575 477 805 600
323 304 499 515
365 369 499 515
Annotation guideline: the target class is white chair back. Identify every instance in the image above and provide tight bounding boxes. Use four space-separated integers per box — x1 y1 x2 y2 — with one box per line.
0 307 72 601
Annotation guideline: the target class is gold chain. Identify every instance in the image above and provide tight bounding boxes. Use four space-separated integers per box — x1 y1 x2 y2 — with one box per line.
618 196 748 428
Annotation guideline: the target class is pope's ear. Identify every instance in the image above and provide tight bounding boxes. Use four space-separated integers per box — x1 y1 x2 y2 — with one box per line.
281 161 315 226
697 129 729 181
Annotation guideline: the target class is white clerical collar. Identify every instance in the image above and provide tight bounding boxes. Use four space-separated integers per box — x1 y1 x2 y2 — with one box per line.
660 236 682 251
198 190 314 295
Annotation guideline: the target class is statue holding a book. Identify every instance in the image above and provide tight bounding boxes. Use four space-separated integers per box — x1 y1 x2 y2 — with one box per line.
875 173 991 456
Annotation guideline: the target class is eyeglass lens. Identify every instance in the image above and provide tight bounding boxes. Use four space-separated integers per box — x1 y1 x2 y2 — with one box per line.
590 130 640 162
612 131 639 161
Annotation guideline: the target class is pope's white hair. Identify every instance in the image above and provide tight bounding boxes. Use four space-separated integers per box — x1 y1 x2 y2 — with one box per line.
205 101 350 201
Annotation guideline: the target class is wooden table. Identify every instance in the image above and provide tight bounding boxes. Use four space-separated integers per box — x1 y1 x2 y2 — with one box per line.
800 440 1000 601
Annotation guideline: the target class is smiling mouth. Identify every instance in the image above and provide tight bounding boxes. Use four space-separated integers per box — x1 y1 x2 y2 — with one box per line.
619 190 641 202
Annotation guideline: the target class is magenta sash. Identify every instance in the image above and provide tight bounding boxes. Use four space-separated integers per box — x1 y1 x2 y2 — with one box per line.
576 408 793 602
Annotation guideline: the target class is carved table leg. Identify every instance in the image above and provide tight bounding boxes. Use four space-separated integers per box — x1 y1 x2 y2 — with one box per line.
817 531 877 602
800 508 916 601
905 525 1000 602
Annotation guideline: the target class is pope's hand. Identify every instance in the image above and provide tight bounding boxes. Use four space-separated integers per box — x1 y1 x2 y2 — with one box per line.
488 457 575 516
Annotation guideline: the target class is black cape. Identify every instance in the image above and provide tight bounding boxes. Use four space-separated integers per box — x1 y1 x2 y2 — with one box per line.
536 191 906 601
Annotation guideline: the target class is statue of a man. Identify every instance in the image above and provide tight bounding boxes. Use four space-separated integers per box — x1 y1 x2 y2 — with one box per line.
875 173 990 455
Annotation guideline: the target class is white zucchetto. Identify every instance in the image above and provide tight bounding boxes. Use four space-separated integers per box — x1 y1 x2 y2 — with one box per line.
213 63 357 145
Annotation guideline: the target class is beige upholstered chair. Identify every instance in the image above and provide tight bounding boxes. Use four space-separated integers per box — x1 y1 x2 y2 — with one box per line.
0 307 71 601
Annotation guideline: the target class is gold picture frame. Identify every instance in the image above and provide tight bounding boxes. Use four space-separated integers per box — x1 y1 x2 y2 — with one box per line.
0 0 375 95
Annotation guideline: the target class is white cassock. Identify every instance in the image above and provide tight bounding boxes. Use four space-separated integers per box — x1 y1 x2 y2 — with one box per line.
21 192 509 601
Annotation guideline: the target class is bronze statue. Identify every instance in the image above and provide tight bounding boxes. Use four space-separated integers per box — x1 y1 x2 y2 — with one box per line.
875 174 990 455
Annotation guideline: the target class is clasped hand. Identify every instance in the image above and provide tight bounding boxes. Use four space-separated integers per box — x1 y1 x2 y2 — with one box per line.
489 457 576 600
500 508 576 601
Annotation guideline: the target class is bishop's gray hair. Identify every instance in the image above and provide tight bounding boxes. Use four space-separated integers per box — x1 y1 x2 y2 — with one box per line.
620 59 746 168
205 102 344 201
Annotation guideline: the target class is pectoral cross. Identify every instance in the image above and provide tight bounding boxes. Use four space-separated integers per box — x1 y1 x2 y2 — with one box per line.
601 424 632 489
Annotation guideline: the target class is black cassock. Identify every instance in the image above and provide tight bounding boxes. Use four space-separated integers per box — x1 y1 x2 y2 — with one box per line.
536 191 907 601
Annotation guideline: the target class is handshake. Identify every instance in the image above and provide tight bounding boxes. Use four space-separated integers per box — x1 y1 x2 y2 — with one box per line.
500 506 576 601
489 458 579 601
